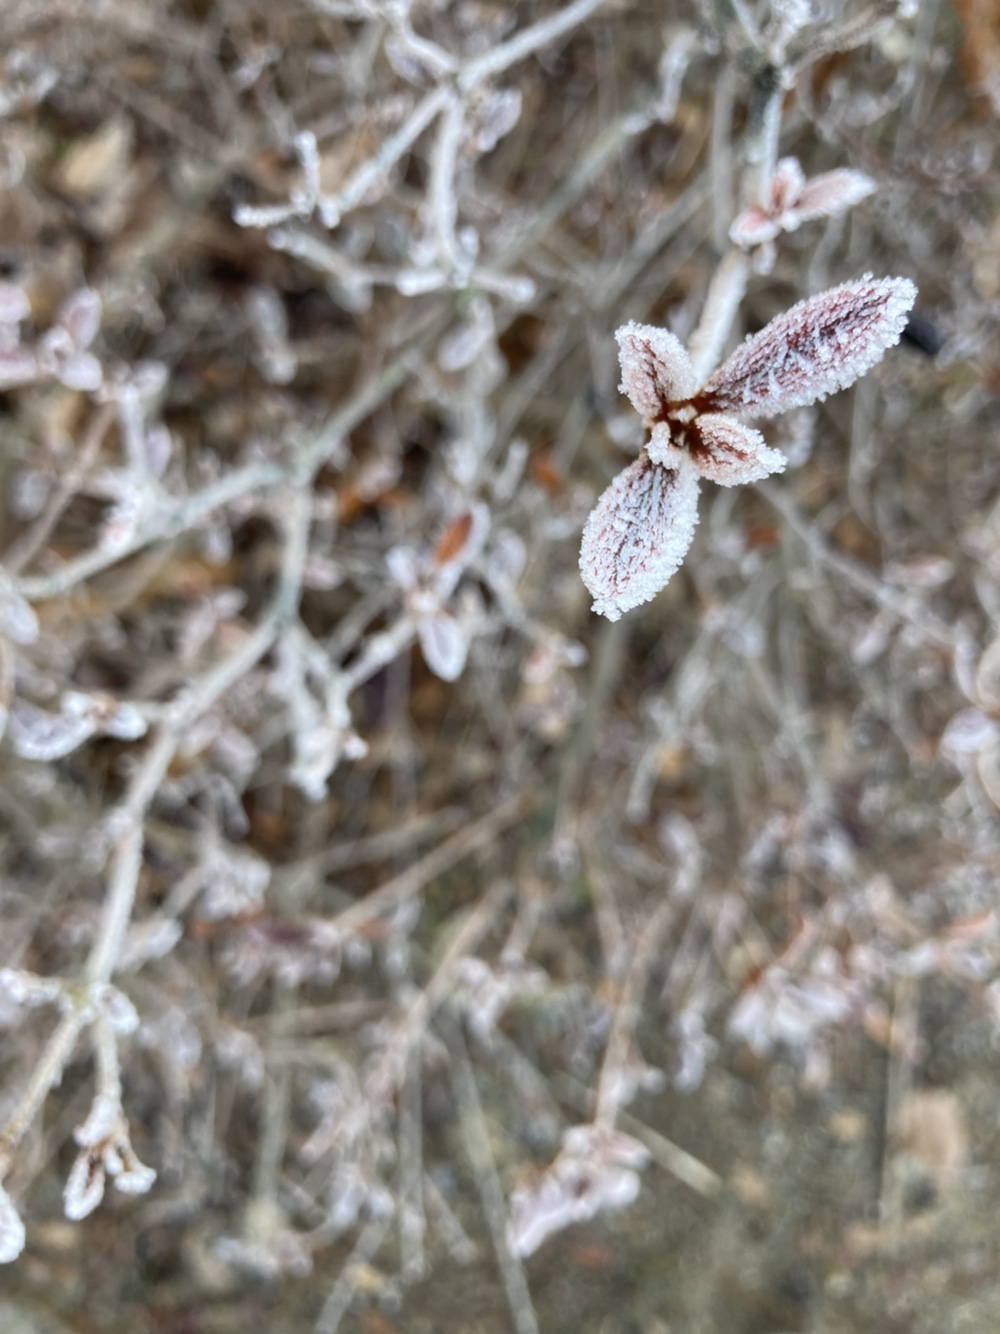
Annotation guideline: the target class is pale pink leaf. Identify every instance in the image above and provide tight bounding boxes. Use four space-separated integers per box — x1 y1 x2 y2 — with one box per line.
768 157 806 212
793 169 876 224
580 455 700 621
702 275 917 419
729 207 781 249
689 413 787 485
615 321 698 417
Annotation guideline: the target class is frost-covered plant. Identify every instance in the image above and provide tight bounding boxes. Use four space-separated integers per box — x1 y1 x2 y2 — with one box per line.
729 156 876 272
580 276 916 621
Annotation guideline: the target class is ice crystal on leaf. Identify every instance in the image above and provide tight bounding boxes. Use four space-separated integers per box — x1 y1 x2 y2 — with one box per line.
688 414 786 487
581 275 916 620
702 276 917 419
616 322 698 414
580 456 700 622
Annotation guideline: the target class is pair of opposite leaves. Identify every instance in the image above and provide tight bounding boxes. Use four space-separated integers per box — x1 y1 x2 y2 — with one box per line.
580 275 917 621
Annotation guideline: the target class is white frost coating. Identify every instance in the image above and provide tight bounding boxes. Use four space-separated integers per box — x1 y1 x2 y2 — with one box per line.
64 1150 106 1221
7 701 97 761
506 1125 650 1258
56 288 101 348
702 276 917 419
794 168 877 222
114 1155 156 1195
0 1185 25 1264
580 455 700 621
616 321 698 416
730 158 876 250
645 421 687 468
76 1092 119 1147
690 413 787 486
418 609 469 682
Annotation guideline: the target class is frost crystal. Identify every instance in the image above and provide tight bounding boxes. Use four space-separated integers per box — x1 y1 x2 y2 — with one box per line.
702 276 917 419
579 455 700 621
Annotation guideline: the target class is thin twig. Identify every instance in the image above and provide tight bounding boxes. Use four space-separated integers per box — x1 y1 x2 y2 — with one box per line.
444 1011 541 1334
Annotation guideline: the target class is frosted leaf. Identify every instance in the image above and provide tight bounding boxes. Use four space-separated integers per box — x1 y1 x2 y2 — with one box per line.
730 161 875 250
0 346 40 389
645 421 687 468
64 1150 106 1221
0 283 30 324
245 285 295 385
769 157 806 211
418 609 468 681
57 350 103 391
615 322 698 416
99 984 140 1034
940 708 999 758
57 288 101 348
793 168 877 223
119 919 182 972
729 208 781 248
470 86 522 152
199 843 271 921
579 455 700 621
0 1185 25 1264
485 528 526 587
703 276 917 419
8 701 97 760
386 545 419 590
689 413 787 486
143 424 173 478
0 581 38 644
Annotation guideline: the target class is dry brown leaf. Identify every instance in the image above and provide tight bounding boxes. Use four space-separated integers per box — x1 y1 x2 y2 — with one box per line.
53 117 133 200
898 1089 969 1194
